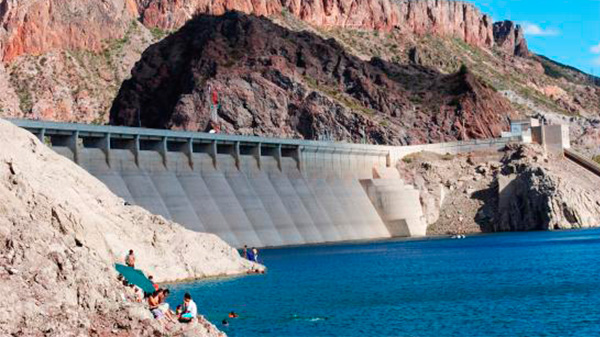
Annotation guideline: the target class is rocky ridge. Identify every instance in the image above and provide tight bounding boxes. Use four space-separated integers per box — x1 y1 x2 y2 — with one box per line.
1 0 521 127
135 0 496 46
110 13 514 144
0 118 261 335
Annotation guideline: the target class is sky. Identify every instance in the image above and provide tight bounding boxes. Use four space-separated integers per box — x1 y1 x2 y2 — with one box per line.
467 0 600 75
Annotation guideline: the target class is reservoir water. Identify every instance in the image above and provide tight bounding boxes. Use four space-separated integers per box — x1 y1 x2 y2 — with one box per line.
167 229 600 336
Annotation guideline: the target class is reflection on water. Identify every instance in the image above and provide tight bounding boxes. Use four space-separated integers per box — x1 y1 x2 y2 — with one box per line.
168 228 600 337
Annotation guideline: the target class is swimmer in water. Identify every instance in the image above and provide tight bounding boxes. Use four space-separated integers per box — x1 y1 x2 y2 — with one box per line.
222 319 229 327
229 311 239 318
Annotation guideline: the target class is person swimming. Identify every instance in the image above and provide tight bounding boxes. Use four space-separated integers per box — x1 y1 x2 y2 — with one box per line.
228 311 239 318
222 319 229 327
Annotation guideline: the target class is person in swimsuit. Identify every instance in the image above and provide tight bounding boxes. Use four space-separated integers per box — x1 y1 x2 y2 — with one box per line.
125 249 135 268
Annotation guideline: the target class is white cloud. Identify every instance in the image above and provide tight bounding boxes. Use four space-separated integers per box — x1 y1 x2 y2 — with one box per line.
521 22 559 36
591 43 600 54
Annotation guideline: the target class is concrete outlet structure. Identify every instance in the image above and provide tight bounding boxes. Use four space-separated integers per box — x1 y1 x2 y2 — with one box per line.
10 119 520 248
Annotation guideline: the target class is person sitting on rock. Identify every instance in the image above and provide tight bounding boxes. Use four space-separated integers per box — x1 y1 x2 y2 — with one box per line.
158 289 176 322
125 249 135 268
178 293 197 323
148 290 164 319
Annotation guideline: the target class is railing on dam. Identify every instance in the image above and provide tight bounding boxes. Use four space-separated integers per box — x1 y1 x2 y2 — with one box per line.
9 119 521 178
8 119 522 248
9 119 394 180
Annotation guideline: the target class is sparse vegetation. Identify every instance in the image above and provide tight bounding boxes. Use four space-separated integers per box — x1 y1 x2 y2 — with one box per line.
593 155 600 165
16 86 33 113
303 75 376 116
150 27 168 40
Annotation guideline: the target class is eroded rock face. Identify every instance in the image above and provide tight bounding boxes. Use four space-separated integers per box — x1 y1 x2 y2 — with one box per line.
138 0 495 45
110 13 513 144
497 145 600 231
493 20 529 57
397 144 600 236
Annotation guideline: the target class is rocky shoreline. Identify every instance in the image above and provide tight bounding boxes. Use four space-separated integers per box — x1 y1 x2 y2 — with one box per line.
398 144 600 236
0 118 263 336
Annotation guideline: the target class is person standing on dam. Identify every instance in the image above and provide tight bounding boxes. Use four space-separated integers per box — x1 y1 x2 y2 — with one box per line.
242 245 248 259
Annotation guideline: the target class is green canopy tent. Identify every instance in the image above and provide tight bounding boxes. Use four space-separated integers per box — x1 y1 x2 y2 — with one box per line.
115 263 155 294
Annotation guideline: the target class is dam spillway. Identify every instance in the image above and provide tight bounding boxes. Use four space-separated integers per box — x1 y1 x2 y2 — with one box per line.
11 119 518 248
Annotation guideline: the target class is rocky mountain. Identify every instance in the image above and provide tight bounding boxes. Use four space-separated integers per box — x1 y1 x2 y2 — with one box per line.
110 12 513 144
0 0 599 147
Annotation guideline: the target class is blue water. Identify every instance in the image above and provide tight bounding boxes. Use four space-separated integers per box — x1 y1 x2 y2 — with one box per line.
167 230 600 336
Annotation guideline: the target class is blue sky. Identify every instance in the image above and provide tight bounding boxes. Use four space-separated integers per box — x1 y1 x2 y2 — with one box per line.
467 0 600 75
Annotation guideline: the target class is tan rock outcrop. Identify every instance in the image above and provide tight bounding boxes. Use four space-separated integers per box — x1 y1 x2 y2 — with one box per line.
497 145 600 231
397 144 600 235
493 20 529 57
0 118 261 335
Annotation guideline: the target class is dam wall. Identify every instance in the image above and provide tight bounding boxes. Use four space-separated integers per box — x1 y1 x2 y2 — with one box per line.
10 119 520 248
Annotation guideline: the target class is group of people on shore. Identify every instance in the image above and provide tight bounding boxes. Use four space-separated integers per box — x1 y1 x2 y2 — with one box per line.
120 250 199 328
148 289 198 324
242 245 259 262
121 247 265 331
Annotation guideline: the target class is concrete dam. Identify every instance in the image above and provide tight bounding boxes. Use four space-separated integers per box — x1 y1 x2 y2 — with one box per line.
11 119 518 248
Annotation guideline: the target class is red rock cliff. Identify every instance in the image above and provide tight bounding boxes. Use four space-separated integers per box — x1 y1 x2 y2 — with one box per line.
136 0 494 46
1 0 495 63
0 0 139 62
280 0 494 47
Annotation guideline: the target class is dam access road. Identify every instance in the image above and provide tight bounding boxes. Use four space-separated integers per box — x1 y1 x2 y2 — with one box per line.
11 119 520 248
